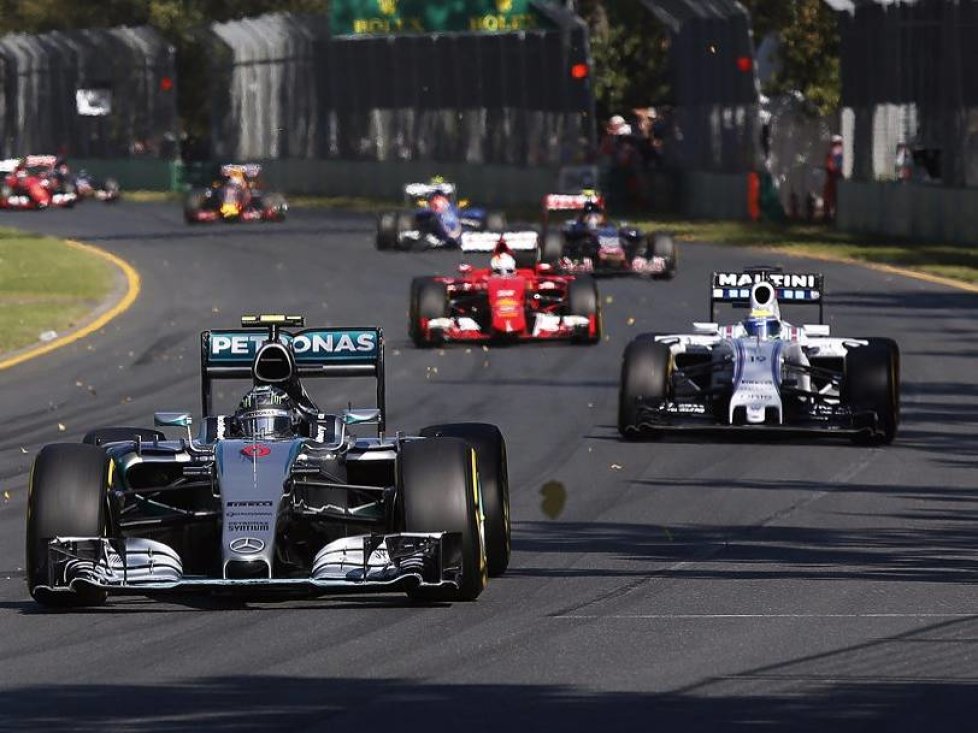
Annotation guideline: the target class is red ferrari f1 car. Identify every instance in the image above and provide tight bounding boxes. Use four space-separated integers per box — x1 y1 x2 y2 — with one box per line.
409 236 601 347
0 155 78 210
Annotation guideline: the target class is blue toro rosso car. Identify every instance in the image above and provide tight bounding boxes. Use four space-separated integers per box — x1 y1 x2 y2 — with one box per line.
376 179 507 251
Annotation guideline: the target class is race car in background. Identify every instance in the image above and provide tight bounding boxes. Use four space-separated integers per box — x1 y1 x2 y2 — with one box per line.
409 234 601 347
73 169 121 203
184 163 287 223
540 190 677 279
376 179 507 251
618 267 899 444
0 155 78 209
26 314 510 608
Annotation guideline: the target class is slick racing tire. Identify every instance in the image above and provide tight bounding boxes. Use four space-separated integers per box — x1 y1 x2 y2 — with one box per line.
409 278 448 348
395 212 415 250
541 230 564 264
618 337 672 439
376 212 398 250
184 190 207 224
485 211 507 231
420 423 510 577
263 193 287 222
82 427 166 447
568 276 601 344
26 444 110 608
400 437 487 602
103 178 120 203
650 233 677 280
843 337 900 445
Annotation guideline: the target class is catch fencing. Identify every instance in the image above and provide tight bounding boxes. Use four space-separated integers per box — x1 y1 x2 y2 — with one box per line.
207 5 593 166
839 0 978 187
642 0 762 174
0 26 178 159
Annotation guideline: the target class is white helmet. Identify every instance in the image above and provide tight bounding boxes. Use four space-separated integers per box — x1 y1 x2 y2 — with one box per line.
490 252 517 275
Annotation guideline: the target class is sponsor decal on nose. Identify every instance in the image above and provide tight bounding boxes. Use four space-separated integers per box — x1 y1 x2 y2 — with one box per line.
242 444 271 458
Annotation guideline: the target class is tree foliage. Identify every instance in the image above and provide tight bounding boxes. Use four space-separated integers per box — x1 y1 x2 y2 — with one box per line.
580 0 840 120
741 0 840 114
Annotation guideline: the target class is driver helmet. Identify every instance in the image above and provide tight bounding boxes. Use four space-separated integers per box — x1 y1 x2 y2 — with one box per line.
579 201 605 230
228 169 246 187
234 385 295 439
429 192 450 213
490 237 517 275
744 310 782 340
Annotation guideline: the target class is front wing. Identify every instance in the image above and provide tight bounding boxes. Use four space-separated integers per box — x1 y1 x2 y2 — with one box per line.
624 398 883 437
422 315 594 343
37 532 463 598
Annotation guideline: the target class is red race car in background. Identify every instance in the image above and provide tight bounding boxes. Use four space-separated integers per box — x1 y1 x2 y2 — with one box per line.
0 155 78 210
409 235 602 347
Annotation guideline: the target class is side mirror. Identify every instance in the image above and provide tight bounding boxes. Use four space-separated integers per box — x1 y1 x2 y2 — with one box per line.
804 324 831 337
536 262 552 272
693 322 720 334
341 408 381 425
458 263 473 273
154 412 193 428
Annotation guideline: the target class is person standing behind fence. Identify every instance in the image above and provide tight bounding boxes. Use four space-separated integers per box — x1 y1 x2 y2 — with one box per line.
822 134 844 223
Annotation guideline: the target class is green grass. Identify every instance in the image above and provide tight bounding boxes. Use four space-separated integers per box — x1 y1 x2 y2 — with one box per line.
0 227 115 353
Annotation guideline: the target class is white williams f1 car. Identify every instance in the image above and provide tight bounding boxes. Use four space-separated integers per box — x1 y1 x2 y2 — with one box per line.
618 268 900 444
26 315 510 608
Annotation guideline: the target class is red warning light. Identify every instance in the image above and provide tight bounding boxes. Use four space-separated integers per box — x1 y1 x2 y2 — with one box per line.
570 63 589 80
160 76 174 92
736 56 753 73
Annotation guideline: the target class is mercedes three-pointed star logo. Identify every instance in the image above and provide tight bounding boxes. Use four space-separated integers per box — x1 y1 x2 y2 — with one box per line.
229 537 265 554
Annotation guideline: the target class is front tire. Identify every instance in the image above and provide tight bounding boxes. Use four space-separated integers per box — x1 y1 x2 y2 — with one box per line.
420 423 510 577
844 338 900 445
400 437 487 602
618 338 672 438
26 444 110 607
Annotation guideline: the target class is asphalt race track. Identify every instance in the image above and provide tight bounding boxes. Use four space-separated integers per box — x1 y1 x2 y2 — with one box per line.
1 202 976 732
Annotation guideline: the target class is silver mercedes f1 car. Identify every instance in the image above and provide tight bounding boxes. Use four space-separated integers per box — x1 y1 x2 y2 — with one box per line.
618 268 900 444
27 315 510 607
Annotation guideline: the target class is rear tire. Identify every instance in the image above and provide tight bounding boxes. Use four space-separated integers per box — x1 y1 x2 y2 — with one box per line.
568 276 601 344
82 427 165 447
26 444 109 607
184 190 206 224
650 234 677 279
844 338 900 445
485 212 507 231
541 230 564 264
376 212 397 250
618 338 672 438
409 278 448 348
420 423 509 577
395 213 415 250
400 438 487 602
263 193 287 222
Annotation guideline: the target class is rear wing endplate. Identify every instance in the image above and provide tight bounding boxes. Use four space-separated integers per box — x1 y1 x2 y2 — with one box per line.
710 269 824 323
200 324 385 432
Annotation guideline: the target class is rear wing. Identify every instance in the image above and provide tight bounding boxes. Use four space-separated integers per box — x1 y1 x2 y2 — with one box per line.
220 163 262 179
460 230 539 253
710 269 825 323
200 317 385 432
24 154 57 168
404 182 455 200
542 191 605 213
